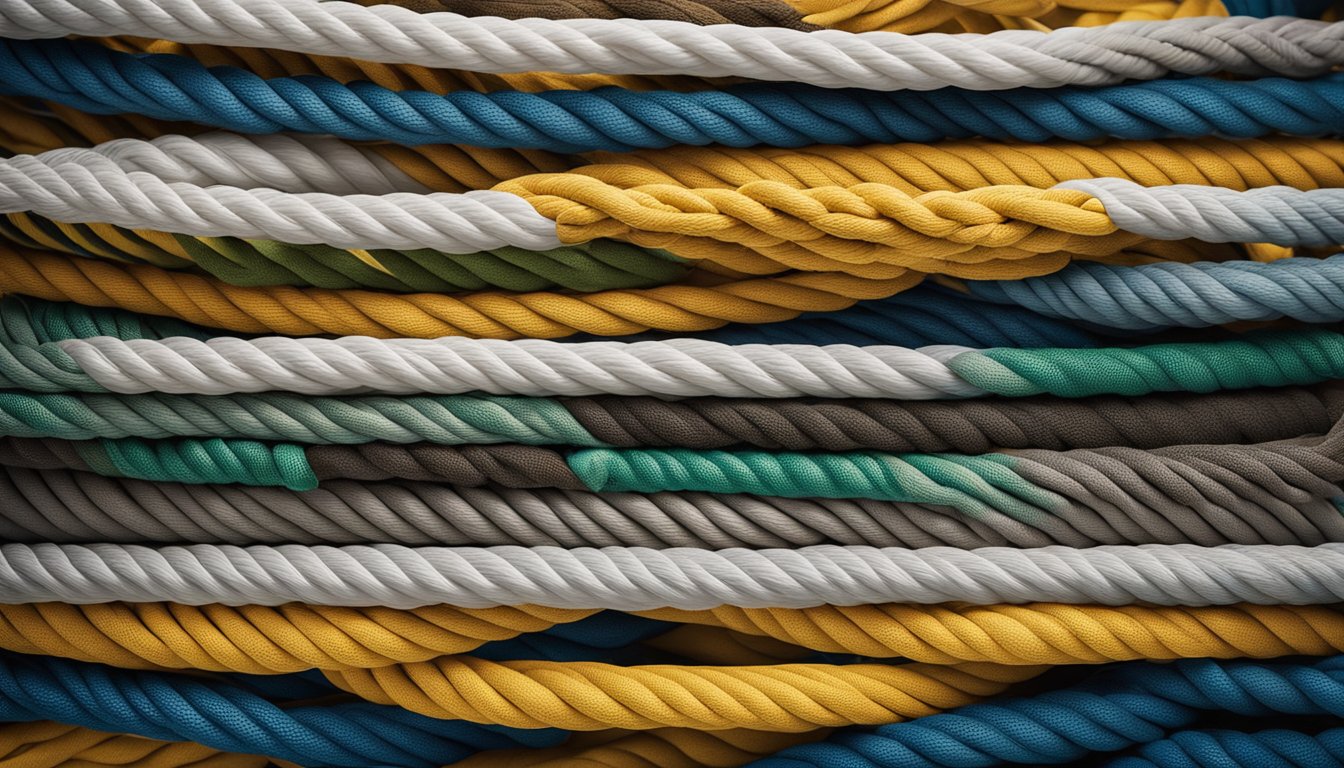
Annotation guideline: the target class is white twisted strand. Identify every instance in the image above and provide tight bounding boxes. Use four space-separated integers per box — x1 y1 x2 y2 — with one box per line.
58 336 984 398
1056 179 1344 246
0 153 560 252
3 0 1342 90
35 133 428 195
3 542 1343 609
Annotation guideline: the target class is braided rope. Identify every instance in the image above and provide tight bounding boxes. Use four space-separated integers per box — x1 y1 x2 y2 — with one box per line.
0 652 560 768
4 600 1342 672
7 542 1344 608
10 39 1344 150
354 0 820 28
2 0 1335 89
755 655 1344 768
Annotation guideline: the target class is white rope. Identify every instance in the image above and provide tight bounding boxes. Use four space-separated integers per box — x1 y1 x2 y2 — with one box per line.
37 133 428 195
3 1 1342 90
4 542 1343 609
57 336 984 398
0 152 560 252
1055 179 1344 246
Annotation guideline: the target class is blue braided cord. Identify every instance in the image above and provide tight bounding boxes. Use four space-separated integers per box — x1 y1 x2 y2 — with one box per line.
214 668 340 701
470 612 675 662
750 656 1344 768
967 256 1344 331
6 38 1344 150
1225 0 1332 16
0 651 564 768
1104 728 1344 768
677 286 1112 347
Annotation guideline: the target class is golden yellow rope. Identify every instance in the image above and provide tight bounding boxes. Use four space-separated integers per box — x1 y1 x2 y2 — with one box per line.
453 728 827 768
4 601 1340 675
0 722 280 768
324 658 1044 731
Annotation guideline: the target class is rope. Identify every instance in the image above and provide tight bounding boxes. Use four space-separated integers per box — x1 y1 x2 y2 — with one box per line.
29 317 1344 399
0 381 1328 453
754 654 1344 768
0 151 563 254
0 247 925 340
0 652 562 768
7 541 1344 609
4 600 1343 672
6 457 1336 548
1102 729 1344 768
10 39 1344 149
4 1 1337 89
0 213 692 294
360 0 821 27
970 256 1344 330
0 721 270 768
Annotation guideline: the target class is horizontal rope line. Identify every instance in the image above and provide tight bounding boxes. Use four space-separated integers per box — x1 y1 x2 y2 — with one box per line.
2 0 1332 89
0 379 1327 451
5 600 1340 672
8 37 1344 149
6 542 1344 609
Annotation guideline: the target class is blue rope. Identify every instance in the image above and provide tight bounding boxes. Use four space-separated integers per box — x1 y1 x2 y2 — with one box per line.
967 256 1344 331
750 656 1344 768
4 37 1344 150
0 651 564 768
668 286 1112 347
1104 728 1344 768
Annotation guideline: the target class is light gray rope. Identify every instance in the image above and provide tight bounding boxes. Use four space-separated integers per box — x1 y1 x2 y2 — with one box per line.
4 1 1343 90
4 542 1344 609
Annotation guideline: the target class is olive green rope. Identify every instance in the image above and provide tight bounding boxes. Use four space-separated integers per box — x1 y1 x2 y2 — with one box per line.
0 213 691 293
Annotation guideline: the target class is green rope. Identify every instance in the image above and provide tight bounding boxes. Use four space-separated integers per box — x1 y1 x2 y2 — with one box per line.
567 447 1063 519
1 212 691 293
0 390 604 446
77 437 318 491
945 329 1344 398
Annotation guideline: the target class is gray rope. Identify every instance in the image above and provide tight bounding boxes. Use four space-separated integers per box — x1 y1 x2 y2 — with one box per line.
6 542 1344 609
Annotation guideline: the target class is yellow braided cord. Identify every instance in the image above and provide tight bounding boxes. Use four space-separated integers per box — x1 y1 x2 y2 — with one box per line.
786 0 1225 32
4 601 1341 675
323 658 1043 730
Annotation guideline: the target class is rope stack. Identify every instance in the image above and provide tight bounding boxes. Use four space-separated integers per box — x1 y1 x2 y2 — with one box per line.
4 0 1344 766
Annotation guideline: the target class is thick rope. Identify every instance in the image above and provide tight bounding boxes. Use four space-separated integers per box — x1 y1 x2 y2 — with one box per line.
0 382 1329 452
0 247 925 340
7 542 1344 608
755 655 1344 768
10 38 1344 148
971 256 1344 330
0 214 692 294
3 600 1342 672
1103 729 1344 768
0 652 561 768
358 0 820 27
4 1 1336 89
0 721 269 768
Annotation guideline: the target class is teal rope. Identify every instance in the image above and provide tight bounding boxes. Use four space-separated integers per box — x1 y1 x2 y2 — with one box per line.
0 391 603 446
78 437 319 491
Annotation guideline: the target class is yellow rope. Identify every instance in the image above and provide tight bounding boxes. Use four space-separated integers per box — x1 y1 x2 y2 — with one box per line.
0 722 281 768
0 247 919 338
4 601 1340 675
786 0 1225 32
324 658 1043 731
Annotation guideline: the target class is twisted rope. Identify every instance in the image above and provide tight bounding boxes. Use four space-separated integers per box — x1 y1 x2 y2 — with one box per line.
0 721 266 768
9 38 1344 149
1105 729 1344 768
0 652 561 768
0 213 691 294
364 0 819 28
971 256 1344 330
2 0 1335 89
7 542 1344 608
754 655 1344 768
6 599 1342 673
0 381 1326 452
0 247 915 340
